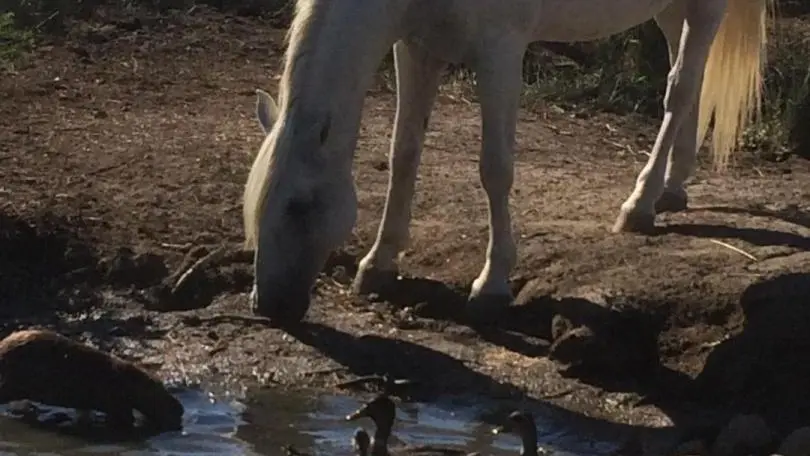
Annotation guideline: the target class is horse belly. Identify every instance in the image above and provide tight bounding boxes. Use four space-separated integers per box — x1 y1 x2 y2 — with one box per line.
532 0 676 41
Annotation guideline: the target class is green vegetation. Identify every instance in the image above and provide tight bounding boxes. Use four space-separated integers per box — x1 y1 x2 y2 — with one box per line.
515 22 810 161
0 12 34 69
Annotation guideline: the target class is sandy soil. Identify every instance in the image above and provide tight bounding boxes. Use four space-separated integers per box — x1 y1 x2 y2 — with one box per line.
2 7 810 451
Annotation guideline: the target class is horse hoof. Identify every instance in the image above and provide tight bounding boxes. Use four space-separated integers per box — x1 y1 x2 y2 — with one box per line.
612 208 656 234
466 292 511 325
351 264 399 297
655 190 688 214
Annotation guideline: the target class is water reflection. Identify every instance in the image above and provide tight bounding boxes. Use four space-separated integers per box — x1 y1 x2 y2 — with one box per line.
0 387 624 455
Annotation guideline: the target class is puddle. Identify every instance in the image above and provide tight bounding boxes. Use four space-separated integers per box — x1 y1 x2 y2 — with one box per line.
0 387 627 455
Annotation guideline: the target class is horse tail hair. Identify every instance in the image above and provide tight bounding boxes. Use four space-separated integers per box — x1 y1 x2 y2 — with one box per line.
698 0 773 171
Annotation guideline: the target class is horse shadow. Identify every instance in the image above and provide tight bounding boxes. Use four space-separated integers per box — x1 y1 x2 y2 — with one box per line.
0 212 103 319
281 320 683 453
327 265 664 387
697 205 810 230
0 209 255 317
692 271 810 435
656 204 810 250
319 244 810 447
0 212 169 350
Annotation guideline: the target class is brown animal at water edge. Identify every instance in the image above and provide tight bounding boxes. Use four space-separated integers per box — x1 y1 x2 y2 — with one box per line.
0 329 184 432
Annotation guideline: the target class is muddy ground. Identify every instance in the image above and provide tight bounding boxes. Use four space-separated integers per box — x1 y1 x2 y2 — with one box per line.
2 7 810 451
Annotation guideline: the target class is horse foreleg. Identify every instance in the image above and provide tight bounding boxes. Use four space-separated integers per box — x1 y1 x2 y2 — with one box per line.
613 0 725 233
466 39 524 321
654 1 700 214
353 40 446 296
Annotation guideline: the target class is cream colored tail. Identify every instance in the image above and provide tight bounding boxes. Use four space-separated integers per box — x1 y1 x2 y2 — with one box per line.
698 0 773 171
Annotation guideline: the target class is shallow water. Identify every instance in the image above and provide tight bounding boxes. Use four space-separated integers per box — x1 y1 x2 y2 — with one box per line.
0 386 627 455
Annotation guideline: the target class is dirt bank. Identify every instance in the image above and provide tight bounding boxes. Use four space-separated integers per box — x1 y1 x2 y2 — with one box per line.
2 7 810 450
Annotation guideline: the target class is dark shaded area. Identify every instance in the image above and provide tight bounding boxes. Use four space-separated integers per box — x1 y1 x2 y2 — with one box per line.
659 223 810 250
0 211 253 318
0 212 102 317
695 272 810 436
697 204 810 231
324 250 664 391
655 203 810 251
0 211 170 365
0 408 165 445
282 320 681 454
781 0 810 16
287 322 496 401
789 92 810 160
317 244 810 446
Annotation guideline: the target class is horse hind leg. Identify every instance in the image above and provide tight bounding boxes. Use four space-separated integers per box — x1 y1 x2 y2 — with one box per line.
352 40 446 297
654 1 698 214
465 39 525 322
613 0 725 233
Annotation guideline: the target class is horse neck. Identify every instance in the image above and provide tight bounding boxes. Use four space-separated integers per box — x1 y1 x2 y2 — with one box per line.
280 0 410 134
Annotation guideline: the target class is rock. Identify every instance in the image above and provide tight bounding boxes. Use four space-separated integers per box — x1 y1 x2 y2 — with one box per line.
777 426 810 456
711 414 773 456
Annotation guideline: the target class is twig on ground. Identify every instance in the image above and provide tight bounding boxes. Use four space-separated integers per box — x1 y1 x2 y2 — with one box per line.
171 246 228 294
335 374 416 393
85 158 138 177
541 387 578 400
707 239 758 261
207 341 228 356
160 242 193 251
181 314 274 327
301 367 348 377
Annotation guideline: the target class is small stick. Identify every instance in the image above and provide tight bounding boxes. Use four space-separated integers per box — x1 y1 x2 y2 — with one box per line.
171 246 228 294
301 367 347 377
335 374 415 392
707 239 758 261
160 242 193 251
84 158 138 177
181 314 274 327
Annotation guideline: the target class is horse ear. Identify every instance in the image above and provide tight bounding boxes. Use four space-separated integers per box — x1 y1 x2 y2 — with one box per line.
255 89 279 135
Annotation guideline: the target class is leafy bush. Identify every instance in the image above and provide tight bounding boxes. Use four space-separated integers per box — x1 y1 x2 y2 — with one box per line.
0 11 33 68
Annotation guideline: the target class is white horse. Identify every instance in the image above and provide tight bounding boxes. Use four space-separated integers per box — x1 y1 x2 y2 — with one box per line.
244 0 772 324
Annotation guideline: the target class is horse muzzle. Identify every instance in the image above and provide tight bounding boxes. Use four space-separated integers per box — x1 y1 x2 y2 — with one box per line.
250 280 312 326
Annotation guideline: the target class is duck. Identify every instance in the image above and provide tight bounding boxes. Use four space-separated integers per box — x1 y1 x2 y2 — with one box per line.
346 394 478 455
353 428 371 455
492 411 550 456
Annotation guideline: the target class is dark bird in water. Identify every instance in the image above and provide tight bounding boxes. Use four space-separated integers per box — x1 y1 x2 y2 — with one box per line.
346 394 479 455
